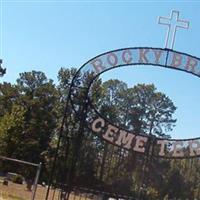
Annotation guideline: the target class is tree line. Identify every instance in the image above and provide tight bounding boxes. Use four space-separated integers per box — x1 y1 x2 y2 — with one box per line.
0 68 200 199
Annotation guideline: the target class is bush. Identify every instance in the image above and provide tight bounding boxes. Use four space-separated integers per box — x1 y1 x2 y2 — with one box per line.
12 174 23 184
146 187 159 200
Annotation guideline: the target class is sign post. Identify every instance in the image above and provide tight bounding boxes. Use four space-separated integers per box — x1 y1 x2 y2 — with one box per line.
31 162 42 200
0 156 41 200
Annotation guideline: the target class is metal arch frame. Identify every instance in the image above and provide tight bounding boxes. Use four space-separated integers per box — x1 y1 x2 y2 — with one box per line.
69 46 200 142
46 47 200 199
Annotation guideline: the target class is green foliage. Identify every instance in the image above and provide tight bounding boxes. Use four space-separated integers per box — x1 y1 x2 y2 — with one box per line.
99 81 176 137
0 67 199 199
12 174 24 184
93 79 177 197
0 105 25 157
161 167 192 199
0 71 59 181
146 186 159 199
0 82 19 117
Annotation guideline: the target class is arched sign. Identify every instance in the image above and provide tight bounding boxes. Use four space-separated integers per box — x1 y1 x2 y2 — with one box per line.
70 47 200 159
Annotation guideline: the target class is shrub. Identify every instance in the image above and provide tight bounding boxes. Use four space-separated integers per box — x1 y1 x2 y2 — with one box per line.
12 175 23 184
146 186 159 200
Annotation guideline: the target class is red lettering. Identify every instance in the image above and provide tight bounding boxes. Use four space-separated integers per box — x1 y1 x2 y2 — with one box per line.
185 56 198 73
139 49 149 63
122 50 132 64
152 50 163 64
90 58 105 74
107 52 118 66
171 53 182 68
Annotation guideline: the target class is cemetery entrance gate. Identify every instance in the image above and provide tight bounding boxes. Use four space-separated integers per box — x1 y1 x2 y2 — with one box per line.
46 47 200 200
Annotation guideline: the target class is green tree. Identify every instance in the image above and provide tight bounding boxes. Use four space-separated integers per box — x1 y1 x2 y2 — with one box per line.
84 80 176 197
16 71 59 180
0 59 6 77
163 168 191 199
0 82 19 117
55 68 103 188
0 68 181 198
121 83 176 137
16 71 58 158
97 81 176 137
0 105 25 158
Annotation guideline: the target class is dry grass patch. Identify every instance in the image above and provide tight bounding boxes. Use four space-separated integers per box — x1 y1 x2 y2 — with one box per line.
0 182 60 200
0 182 94 200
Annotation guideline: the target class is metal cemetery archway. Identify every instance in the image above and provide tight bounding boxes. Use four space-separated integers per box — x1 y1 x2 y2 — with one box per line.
71 47 200 159
45 47 200 200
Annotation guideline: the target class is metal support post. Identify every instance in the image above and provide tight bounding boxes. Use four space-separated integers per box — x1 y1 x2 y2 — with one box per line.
31 162 42 200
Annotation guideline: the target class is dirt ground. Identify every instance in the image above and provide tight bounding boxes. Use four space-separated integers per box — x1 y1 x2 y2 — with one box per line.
0 182 60 200
0 182 93 200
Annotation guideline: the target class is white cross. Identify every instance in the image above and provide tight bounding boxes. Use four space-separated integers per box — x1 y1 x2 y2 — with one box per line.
158 10 190 49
